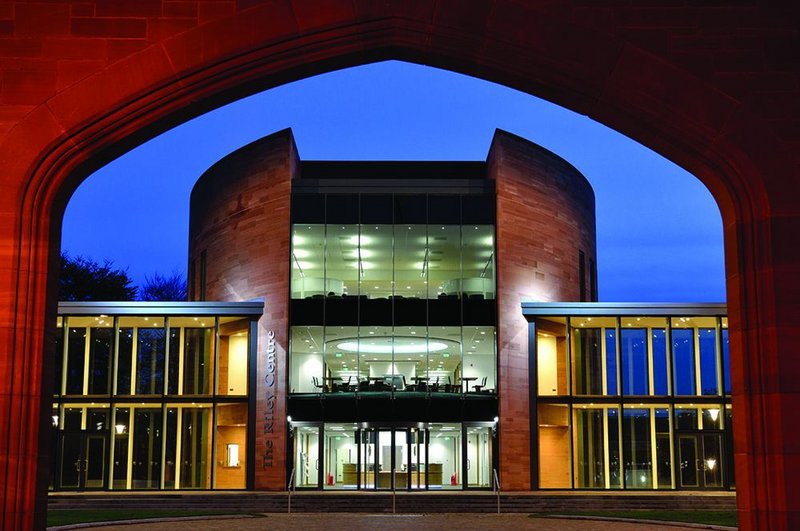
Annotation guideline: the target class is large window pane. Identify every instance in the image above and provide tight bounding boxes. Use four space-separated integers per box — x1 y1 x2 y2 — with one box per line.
573 407 605 488
88 324 113 395
672 320 696 395
536 318 567 396
290 326 323 393
215 403 247 488
54 317 64 396
654 408 672 489
722 318 730 395
116 326 133 395
606 328 618 396
291 224 326 298
428 423 461 489
698 320 719 395
461 225 495 299
571 318 615 395
182 324 214 395
136 318 165 395
131 408 162 489
463 326 494 393
622 408 652 488
178 406 212 489
65 318 88 394
538 404 570 487
218 317 250 396
111 407 130 489
650 324 668 395
621 326 648 396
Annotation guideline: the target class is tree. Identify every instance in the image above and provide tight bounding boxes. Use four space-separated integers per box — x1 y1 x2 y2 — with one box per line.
59 252 137 301
139 270 188 301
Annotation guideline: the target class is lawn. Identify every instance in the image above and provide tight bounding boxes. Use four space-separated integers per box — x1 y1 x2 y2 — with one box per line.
47 509 244 527
531 510 737 527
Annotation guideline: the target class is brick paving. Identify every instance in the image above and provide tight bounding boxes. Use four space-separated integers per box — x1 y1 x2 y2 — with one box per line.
90 513 727 531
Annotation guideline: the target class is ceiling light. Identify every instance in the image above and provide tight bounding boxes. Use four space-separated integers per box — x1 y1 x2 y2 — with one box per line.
337 339 449 354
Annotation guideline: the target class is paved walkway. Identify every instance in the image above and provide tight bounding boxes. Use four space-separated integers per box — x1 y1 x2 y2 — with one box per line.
81 513 731 531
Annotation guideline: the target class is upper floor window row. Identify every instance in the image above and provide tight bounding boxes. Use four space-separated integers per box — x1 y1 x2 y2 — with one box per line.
535 316 730 398
54 315 251 398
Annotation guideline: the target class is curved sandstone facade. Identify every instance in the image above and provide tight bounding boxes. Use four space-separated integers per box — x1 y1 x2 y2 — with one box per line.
188 127 595 491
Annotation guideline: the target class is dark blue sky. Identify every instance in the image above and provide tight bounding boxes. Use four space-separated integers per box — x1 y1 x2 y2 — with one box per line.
61 60 726 302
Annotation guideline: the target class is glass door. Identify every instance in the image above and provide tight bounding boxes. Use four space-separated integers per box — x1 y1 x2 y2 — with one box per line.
466 425 492 489
294 425 320 488
677 432 723 489
58 431 108 490
409 428 427 489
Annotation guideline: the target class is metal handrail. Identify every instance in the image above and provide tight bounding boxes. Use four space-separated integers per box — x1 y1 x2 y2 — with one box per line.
493 468 500 514
287 468 295 514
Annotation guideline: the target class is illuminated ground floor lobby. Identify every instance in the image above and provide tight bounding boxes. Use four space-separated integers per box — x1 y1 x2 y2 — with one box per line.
49 302 733 493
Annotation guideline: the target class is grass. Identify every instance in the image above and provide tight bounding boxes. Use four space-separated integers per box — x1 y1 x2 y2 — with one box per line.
47 509 244 527
531 510 737 527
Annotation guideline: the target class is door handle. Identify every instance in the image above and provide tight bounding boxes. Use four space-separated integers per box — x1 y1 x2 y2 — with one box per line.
467 459 471 470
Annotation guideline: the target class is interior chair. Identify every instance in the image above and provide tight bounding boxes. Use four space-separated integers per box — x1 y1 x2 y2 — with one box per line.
473 376 488 393
312 376 324 392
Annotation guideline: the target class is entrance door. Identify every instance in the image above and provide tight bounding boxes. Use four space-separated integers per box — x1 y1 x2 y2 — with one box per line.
358 428 410 490
677 433 723 489
466 425 492 489
58 431 107 490
294 425 320 488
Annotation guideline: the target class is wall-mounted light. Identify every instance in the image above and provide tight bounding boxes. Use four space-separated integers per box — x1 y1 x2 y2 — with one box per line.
52 415 58 427
287 416 294 438
708 408 720 422
114 424 126 435
706 458 717 471
226 443 240 467
492 416 499 438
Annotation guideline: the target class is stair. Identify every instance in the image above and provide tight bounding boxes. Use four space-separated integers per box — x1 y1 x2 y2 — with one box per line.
49 491 737 514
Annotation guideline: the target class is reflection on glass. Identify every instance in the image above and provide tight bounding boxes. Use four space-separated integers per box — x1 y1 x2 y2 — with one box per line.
621 328 648 395
608 408 621 488
179 406 211 489
623 408 652 488
112 408 130 489
675 408 698 430
131 408 162 489
573 407 605 488
672 325 696 395
572 327 603 395
651 329 668 395
88 327 113 395
655 408 672 488
699 327 719 395
722 319 730 395
606 328 618 395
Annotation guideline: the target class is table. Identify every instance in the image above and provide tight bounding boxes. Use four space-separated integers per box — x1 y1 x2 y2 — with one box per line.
460 376 478 392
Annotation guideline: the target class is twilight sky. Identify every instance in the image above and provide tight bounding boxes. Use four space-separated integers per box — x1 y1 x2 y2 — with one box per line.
61 60 726 302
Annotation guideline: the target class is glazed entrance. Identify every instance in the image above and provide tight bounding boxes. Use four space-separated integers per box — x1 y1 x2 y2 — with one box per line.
292 423 493 490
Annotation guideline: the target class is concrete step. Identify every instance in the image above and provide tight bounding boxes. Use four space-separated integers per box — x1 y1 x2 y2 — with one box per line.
49 492 736 514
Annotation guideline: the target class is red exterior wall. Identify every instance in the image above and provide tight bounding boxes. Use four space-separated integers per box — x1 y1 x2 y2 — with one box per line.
189 129 298 490
0 2 798 529
489 130 596 490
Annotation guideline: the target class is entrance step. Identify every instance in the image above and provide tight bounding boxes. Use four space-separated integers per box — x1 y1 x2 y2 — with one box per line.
49 491 736 513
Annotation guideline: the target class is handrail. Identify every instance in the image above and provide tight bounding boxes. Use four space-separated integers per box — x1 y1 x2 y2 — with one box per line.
287 468 295 514
493 468 500 514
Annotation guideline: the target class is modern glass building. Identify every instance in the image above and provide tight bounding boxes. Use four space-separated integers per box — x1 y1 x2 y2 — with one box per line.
50 301 262 491
49 128 733 493
524 303 732 491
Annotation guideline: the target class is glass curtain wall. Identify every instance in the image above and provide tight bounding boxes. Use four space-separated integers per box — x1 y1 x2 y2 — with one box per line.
289 193 497 397
535 313 731 490
52 313 252 491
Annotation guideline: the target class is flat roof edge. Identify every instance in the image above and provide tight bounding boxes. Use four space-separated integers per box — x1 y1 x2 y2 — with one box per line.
521 301 727 317
58 300 265 317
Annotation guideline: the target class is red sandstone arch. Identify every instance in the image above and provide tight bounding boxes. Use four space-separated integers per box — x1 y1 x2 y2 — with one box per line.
0 2 797 530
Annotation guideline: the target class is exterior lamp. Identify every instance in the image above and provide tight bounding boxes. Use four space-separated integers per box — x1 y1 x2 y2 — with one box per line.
708 408 720 422
114 424 126 435
51 415 58 427
706 458 717 471
287 416 294 438
492 416 499 438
